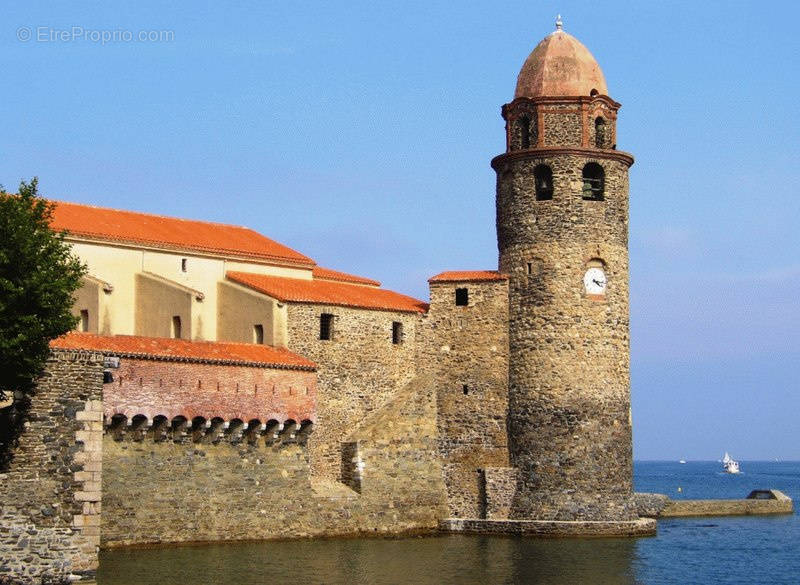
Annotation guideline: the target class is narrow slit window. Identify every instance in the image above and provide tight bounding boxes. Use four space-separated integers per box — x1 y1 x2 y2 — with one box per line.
392 322 403 345
455 288 469 306
462 385 469 395
80 309 89 332
181 258 187 272
253 324 264 344
319 313 334 341
171 316 182 339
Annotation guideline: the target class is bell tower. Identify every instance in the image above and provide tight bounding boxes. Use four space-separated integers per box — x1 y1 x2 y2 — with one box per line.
494 18 638 522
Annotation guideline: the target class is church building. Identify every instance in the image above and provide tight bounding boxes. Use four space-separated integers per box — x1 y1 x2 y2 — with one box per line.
46 18 654 546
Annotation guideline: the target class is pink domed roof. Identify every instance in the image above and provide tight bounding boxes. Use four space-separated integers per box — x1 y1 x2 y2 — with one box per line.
514 23 607 99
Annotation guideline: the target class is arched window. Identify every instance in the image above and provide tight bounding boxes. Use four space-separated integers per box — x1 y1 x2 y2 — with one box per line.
534 164 553 200
595 117 606 148
519 116 531 149
582 163 604 200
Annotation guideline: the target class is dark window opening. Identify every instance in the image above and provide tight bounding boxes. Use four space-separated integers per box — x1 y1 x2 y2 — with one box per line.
181 258 187 272
171 316 182 339
534 164 553 200
582 162 605 200
527 262 533 275
455 288 469 306
590 88 599 97
595 117 606 148
392 321 403 345
80 309 89 332
319 313 334 341
462 385 469 395
253 324 264 344
519 116 531 149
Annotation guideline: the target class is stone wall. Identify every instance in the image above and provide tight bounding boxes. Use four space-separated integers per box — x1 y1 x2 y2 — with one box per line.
284 303 421 478
0 350 103 584
482 467 518 520
101 374 446 546
494 95 638 522
423 279 509 518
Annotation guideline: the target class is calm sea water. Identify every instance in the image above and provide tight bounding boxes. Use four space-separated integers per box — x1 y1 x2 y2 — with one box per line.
97 461 800 585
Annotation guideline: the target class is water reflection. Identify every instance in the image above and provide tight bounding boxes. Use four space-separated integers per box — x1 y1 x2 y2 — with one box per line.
98 534 640 585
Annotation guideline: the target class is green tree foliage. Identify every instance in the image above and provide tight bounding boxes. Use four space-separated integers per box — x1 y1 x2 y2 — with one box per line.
0 178 86 400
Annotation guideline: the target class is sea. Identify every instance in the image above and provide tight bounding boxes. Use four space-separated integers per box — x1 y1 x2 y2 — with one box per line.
96 461 800 585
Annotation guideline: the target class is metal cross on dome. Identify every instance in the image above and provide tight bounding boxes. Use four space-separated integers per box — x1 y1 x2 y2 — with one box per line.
555 14 563 31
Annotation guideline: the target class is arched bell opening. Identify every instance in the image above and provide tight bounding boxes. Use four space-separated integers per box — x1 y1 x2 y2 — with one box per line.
581 162 605 201
594 117 607 148
533 164 554 201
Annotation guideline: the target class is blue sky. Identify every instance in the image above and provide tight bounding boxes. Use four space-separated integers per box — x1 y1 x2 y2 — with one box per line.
2 1 798 460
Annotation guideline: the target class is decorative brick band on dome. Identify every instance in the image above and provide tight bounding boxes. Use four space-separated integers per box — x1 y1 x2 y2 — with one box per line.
428 270 508 283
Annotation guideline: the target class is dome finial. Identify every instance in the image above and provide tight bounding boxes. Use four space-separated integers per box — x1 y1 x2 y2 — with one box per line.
555 14 563 32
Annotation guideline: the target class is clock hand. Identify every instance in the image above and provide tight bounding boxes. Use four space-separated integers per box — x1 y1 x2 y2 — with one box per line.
592 279 606 286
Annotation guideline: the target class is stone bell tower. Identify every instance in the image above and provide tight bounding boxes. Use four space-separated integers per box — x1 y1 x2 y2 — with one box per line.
494 17 638 523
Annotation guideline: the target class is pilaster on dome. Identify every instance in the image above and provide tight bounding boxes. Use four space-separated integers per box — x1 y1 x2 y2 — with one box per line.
514 20 608 99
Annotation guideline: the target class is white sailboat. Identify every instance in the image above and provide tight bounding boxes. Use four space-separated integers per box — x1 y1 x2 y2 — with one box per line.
722 452 740 474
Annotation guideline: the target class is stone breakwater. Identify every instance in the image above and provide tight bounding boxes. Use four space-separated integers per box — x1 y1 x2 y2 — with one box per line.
634 491 794 518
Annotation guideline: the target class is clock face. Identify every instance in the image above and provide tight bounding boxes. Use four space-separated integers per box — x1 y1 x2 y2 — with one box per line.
583 267 607 295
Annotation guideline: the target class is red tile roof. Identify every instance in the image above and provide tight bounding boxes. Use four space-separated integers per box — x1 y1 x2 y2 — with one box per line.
51 332 316 371
227 271 428 313
428 270 508 283
312 266 380 287
50 200 314 267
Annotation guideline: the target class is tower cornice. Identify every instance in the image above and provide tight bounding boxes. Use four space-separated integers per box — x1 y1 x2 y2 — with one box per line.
502 94 621 116
491 147 634 170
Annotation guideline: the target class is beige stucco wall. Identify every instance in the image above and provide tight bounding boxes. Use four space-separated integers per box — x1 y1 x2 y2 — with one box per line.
134 273 197 339
72 278 100 333
217 280 287 347
68 239 311 341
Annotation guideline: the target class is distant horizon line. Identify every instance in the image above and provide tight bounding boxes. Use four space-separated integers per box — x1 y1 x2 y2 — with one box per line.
634 459 800 462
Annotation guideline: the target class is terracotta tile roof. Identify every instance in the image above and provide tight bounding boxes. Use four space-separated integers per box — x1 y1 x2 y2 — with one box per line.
428 270 508 283
50 200 314 267
312 266 380 287
51 332 316 371
227 271 428 314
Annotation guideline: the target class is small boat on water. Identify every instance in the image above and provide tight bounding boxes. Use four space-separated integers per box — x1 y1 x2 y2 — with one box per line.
679 460 686 464
722 452 740 474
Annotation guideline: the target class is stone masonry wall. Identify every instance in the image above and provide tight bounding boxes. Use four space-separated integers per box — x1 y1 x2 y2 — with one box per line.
422 280 509 518
101 374 446 545
284 303 421 478
482 467 519 520
494 99 637 521
0 350 103 584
